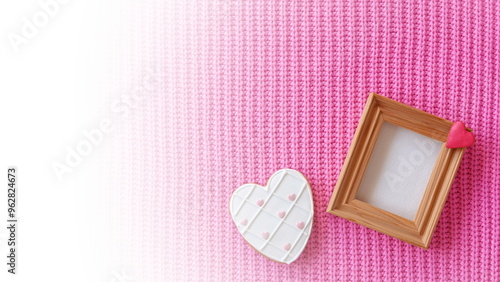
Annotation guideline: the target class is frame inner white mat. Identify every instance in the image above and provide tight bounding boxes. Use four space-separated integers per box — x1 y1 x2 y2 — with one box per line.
355 122 443 220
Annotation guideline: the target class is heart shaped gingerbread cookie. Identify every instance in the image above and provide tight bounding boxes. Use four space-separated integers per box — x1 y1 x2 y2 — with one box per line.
229 169 314 264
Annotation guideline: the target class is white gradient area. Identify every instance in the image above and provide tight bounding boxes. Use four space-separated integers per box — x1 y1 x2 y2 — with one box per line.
0 1 120 281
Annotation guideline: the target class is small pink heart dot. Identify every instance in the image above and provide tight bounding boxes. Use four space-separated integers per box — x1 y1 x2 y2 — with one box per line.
261 232 270 239
446 121 475 148
256 199 264 206
288 194 296 201
296 221 305 229
240 219 248 226
278 211 286 218
284 243 291 251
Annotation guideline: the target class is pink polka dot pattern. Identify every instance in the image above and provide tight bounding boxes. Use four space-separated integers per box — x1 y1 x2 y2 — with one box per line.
278 211 286 218
296 222 305 230
283 243 291 251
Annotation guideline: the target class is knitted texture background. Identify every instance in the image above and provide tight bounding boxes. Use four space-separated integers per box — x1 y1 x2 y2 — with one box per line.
106 0 499 281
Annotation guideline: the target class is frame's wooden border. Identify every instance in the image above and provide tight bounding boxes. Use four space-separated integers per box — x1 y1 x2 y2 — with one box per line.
327 93 468 249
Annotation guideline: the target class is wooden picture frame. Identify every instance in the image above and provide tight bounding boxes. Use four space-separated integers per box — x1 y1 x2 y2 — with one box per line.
327 93 469 249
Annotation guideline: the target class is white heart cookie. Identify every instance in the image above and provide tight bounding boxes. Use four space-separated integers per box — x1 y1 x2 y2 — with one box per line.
229 169 314 264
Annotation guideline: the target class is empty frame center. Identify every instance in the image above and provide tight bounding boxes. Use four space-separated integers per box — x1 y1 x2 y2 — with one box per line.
355 122 442 220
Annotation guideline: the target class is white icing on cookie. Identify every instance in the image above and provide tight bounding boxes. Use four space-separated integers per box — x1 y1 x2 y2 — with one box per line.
229 169 314 264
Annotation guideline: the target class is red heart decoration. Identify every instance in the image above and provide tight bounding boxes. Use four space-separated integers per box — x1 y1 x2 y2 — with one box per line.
446 121 475 148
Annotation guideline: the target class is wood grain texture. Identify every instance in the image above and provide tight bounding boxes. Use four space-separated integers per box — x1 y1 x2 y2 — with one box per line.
326 93 468 249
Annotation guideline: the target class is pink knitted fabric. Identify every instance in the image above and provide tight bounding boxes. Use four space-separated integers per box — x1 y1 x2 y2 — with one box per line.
107 0 499 280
